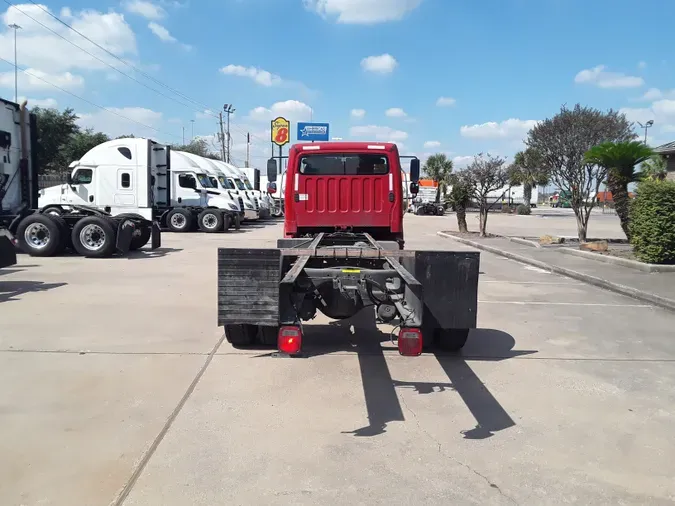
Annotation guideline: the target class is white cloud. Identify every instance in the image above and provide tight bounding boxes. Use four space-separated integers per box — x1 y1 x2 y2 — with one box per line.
247 100 313 123
147 21 175 42
460 118 539 140
303 0 423 24
385 107 407 118
123 0 165 20
349 124 408 142
0 4 137 76
350 108 365 119
436 96 456 107
219 64 283 87
452 156 473 169
639 88 675 101
638 61 647 69
423 140 441 148
574 65 644 89
195 109 215 119
620 99 675 140
76 106 163 139
18 96 57 108
0 68 84 91
361 54 398 74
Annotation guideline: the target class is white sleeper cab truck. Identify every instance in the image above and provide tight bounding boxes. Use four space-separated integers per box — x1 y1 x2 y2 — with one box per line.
244 166 274 217
193 160 246 224
38 139 241 235
227 163 270 219
215 160 260 221
1 97 160 258
167 151 242 232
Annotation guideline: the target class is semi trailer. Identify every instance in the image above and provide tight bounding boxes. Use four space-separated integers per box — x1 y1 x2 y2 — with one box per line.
1 97 161 258
217 142 480 356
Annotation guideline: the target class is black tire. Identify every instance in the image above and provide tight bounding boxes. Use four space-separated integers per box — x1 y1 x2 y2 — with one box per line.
166 208 194 233
436 328 470 352
16 214 64 257
47 213 70 253
224 324 257 347
233 214 241 230
257 325 278 347
414 207 422 215
223 213 232 231
71 216 117 258
197 209 224 233
43 206 64 217
129 225 152 250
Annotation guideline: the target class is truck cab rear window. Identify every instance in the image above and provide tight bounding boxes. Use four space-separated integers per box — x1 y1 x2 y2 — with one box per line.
299 154 389 175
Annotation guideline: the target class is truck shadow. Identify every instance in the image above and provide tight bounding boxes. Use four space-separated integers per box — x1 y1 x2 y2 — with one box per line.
122 247 183 260
0 280 67 303
265 311 536 439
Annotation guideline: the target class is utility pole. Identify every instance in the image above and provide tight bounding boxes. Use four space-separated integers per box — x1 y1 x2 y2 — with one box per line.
223 104 235 163
245 133 250 168
190 119 195 141
8 23 21 103
182 126 185 144
218 112 227 161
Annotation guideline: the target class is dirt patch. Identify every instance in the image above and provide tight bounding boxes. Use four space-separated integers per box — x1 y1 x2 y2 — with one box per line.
441 231 498 239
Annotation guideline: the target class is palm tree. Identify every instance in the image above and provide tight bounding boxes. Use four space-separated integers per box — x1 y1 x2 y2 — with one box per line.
584 141 654 240
509 148 549 208
423 153 453 203
640 154 668 181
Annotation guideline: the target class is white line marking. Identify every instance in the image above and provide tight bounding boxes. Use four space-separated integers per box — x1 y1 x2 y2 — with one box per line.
479 300 652 307
480 281 576 285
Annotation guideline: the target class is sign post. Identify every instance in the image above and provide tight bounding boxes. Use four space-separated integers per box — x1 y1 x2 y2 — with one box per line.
297 122 330 143
271 116 290 175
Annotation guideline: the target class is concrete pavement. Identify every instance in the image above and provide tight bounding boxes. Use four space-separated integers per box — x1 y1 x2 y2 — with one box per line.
1 215 675 505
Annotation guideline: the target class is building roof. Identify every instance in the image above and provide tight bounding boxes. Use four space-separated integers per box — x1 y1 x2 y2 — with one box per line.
653 140 675 155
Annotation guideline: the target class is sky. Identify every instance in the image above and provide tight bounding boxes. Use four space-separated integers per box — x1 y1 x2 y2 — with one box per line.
1 0 674 170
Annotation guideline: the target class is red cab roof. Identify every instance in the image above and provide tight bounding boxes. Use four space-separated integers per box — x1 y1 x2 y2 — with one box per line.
290 141 399 152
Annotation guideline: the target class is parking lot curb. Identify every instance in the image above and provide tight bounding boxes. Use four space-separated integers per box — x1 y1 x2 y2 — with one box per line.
558 247 675 273
437 231 675 313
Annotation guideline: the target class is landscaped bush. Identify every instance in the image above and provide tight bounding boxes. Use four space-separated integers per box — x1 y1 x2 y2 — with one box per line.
516 204 531 215
629 179 675 264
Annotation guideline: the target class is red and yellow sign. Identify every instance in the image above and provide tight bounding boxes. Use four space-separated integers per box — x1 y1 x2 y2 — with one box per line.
271 117 290 147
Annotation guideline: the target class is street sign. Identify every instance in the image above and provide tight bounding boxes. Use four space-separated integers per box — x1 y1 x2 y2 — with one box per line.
271 117 290 147
297 122 330 142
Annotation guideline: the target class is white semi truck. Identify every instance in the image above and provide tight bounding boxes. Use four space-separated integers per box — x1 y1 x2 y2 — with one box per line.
38 138 242 235
1 97 161 259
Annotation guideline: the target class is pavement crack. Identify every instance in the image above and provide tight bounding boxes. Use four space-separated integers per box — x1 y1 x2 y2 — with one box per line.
398 395 518 505
109 333 227 506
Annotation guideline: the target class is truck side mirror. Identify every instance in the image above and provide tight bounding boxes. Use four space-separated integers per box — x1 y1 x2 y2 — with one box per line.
267 158 278 182
410 158 420 183
267 182 277 195
409 182 419 196
66 173 73 185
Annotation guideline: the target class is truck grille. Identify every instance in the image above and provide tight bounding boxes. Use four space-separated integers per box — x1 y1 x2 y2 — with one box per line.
254 197 259 210
238 197 244 210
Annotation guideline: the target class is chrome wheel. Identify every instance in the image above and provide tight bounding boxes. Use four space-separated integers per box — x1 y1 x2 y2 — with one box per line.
202 213 218 230
79 224 106 251
24 223 51 250
170 213 186 229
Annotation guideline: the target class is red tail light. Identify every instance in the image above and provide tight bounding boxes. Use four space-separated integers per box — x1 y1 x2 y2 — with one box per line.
278 325 302 355
398 328 423 356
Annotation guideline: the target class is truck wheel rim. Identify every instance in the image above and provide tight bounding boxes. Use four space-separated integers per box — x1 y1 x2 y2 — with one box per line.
79 224 106 251
170 214 186 229
203 214 218 229
24 223 50 249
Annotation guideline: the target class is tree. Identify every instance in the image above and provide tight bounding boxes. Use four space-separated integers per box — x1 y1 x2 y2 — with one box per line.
640 154 668 181
32 107 80 173
584 141 654 240
60 129 110 167
509 148 549 208
116 134 136 139
423 153 453 202
447 171 472 233
171 138 220 159
526 104 635 241
465 153 509 237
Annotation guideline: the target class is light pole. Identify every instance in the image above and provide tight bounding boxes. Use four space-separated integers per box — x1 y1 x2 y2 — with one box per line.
223 104 235 163
190 119 195 141
8 23 21 103
637 120 654 145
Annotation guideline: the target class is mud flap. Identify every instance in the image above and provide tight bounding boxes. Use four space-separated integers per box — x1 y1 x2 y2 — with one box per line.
151 221 161 249
115 220 135 253
0 235 17 269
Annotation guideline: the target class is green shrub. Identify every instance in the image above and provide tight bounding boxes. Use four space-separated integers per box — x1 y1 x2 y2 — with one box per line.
629 179 675 264
516 204 531 215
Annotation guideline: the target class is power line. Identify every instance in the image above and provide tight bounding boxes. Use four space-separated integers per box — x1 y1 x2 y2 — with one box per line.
23 0 220 117
3 0 219 120
0 56 182 141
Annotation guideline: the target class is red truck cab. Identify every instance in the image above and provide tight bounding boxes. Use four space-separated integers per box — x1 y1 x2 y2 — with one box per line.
268 142 419 247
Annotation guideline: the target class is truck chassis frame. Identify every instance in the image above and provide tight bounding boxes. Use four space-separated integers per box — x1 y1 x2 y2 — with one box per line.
217 232 480 355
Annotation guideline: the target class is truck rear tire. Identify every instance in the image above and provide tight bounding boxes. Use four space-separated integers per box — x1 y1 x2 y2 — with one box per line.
16 214 65 257
129 224 152 250
436 328 469 352
224 324 257 347
71 216 117 258
198 209 224 233
166 208 194 233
